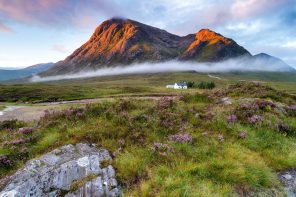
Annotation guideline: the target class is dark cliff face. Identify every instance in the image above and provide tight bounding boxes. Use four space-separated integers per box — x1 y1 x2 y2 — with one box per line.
43 18 251 76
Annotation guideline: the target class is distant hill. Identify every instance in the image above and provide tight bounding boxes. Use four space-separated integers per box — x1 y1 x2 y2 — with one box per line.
0 63 54 81
42 18 250 76
251 53 295 72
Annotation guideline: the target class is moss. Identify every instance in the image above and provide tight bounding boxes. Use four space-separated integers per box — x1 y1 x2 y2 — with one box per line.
70 174 98 191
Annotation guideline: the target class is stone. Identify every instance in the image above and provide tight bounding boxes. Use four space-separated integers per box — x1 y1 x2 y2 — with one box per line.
278 169 296 197
0 143 120 197
283 174 293 180
221 97 232 105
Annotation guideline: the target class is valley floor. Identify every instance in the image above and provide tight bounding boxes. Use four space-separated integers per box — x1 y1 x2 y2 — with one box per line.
0 80 295 196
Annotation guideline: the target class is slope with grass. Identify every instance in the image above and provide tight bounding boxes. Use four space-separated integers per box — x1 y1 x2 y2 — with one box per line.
0 72 295 103
0 82 295 196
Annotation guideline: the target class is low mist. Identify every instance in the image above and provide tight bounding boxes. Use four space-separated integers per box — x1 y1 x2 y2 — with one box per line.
30 57 293 82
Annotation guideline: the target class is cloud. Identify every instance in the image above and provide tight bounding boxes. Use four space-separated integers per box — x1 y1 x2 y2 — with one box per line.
52 44 68 53
30 57 294 82
281 41 296 49
1 0 296 66
230 0 286 19
0 0 122 30
0 22 12 33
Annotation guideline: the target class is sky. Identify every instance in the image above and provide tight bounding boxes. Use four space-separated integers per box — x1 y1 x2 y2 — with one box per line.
0 0 295 68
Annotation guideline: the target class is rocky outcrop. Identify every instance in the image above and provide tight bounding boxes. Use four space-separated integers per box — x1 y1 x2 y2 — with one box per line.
0 144 120 197
279 169 296 197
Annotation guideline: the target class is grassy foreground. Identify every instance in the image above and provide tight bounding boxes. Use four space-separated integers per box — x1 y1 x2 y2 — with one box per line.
0 82 295 196
0 72 295 103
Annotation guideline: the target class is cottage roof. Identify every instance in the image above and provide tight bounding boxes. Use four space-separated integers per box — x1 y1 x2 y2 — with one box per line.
176 82 187 86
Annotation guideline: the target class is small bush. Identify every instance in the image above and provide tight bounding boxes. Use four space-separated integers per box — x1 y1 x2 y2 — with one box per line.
186 81 216 89
0 120 23 130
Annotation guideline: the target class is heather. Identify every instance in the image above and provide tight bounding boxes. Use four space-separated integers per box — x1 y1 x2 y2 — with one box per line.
0 82 295 196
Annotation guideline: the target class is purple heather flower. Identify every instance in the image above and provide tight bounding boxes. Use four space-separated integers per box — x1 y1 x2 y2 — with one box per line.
18 127 34 134
168 133 193 143
287 105 296 111
0 155 13 167
248 115 263 124
227 115 237 123
4 138 26 146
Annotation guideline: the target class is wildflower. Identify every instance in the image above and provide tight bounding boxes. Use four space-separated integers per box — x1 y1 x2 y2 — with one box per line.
3 138 30 146
287 105 296 111
158 97 174 110
248 115 263 124
0 155 13 167
227 115 237 123
152 142 173 156
18 127 34 134
255 100 276 110
168 133 193 143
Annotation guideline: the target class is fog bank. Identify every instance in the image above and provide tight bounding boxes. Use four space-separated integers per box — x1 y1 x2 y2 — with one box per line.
31 58 294 82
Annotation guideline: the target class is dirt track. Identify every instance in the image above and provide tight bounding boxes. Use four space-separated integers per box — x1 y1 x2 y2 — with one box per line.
0 96 176 122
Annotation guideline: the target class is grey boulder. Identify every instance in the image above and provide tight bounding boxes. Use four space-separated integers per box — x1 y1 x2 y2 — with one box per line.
0 143 120 197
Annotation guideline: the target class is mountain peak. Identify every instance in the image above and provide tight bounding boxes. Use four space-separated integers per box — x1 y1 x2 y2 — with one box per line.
195 29 231 44
43 19 251 75
180 28 250 61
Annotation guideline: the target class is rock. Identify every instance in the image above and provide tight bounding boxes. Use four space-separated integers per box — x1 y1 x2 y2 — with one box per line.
0 143 120 197
283 174 293 180
221 97 232 105
278 169 296 197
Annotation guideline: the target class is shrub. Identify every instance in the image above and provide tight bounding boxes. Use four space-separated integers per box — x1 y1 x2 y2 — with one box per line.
286 105 296 117
186 81 216 89
168 133 193 143
18 127 34 134
158 97 175 110
186 81 195 88
0 120 22 130
152 142 174 156
197 81 216 89
227 115 237 124
0 155 13 168
248 115 263 124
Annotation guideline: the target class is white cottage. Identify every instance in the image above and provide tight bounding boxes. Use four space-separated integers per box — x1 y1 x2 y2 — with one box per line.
166 82 187 89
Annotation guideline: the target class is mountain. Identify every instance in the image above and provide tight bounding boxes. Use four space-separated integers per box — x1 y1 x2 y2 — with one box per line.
252 53 295 72
43 18 250 76
0 63 54 81
179 29 251 61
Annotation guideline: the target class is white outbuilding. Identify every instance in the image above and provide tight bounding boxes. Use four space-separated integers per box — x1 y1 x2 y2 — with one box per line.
166 82 187 89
